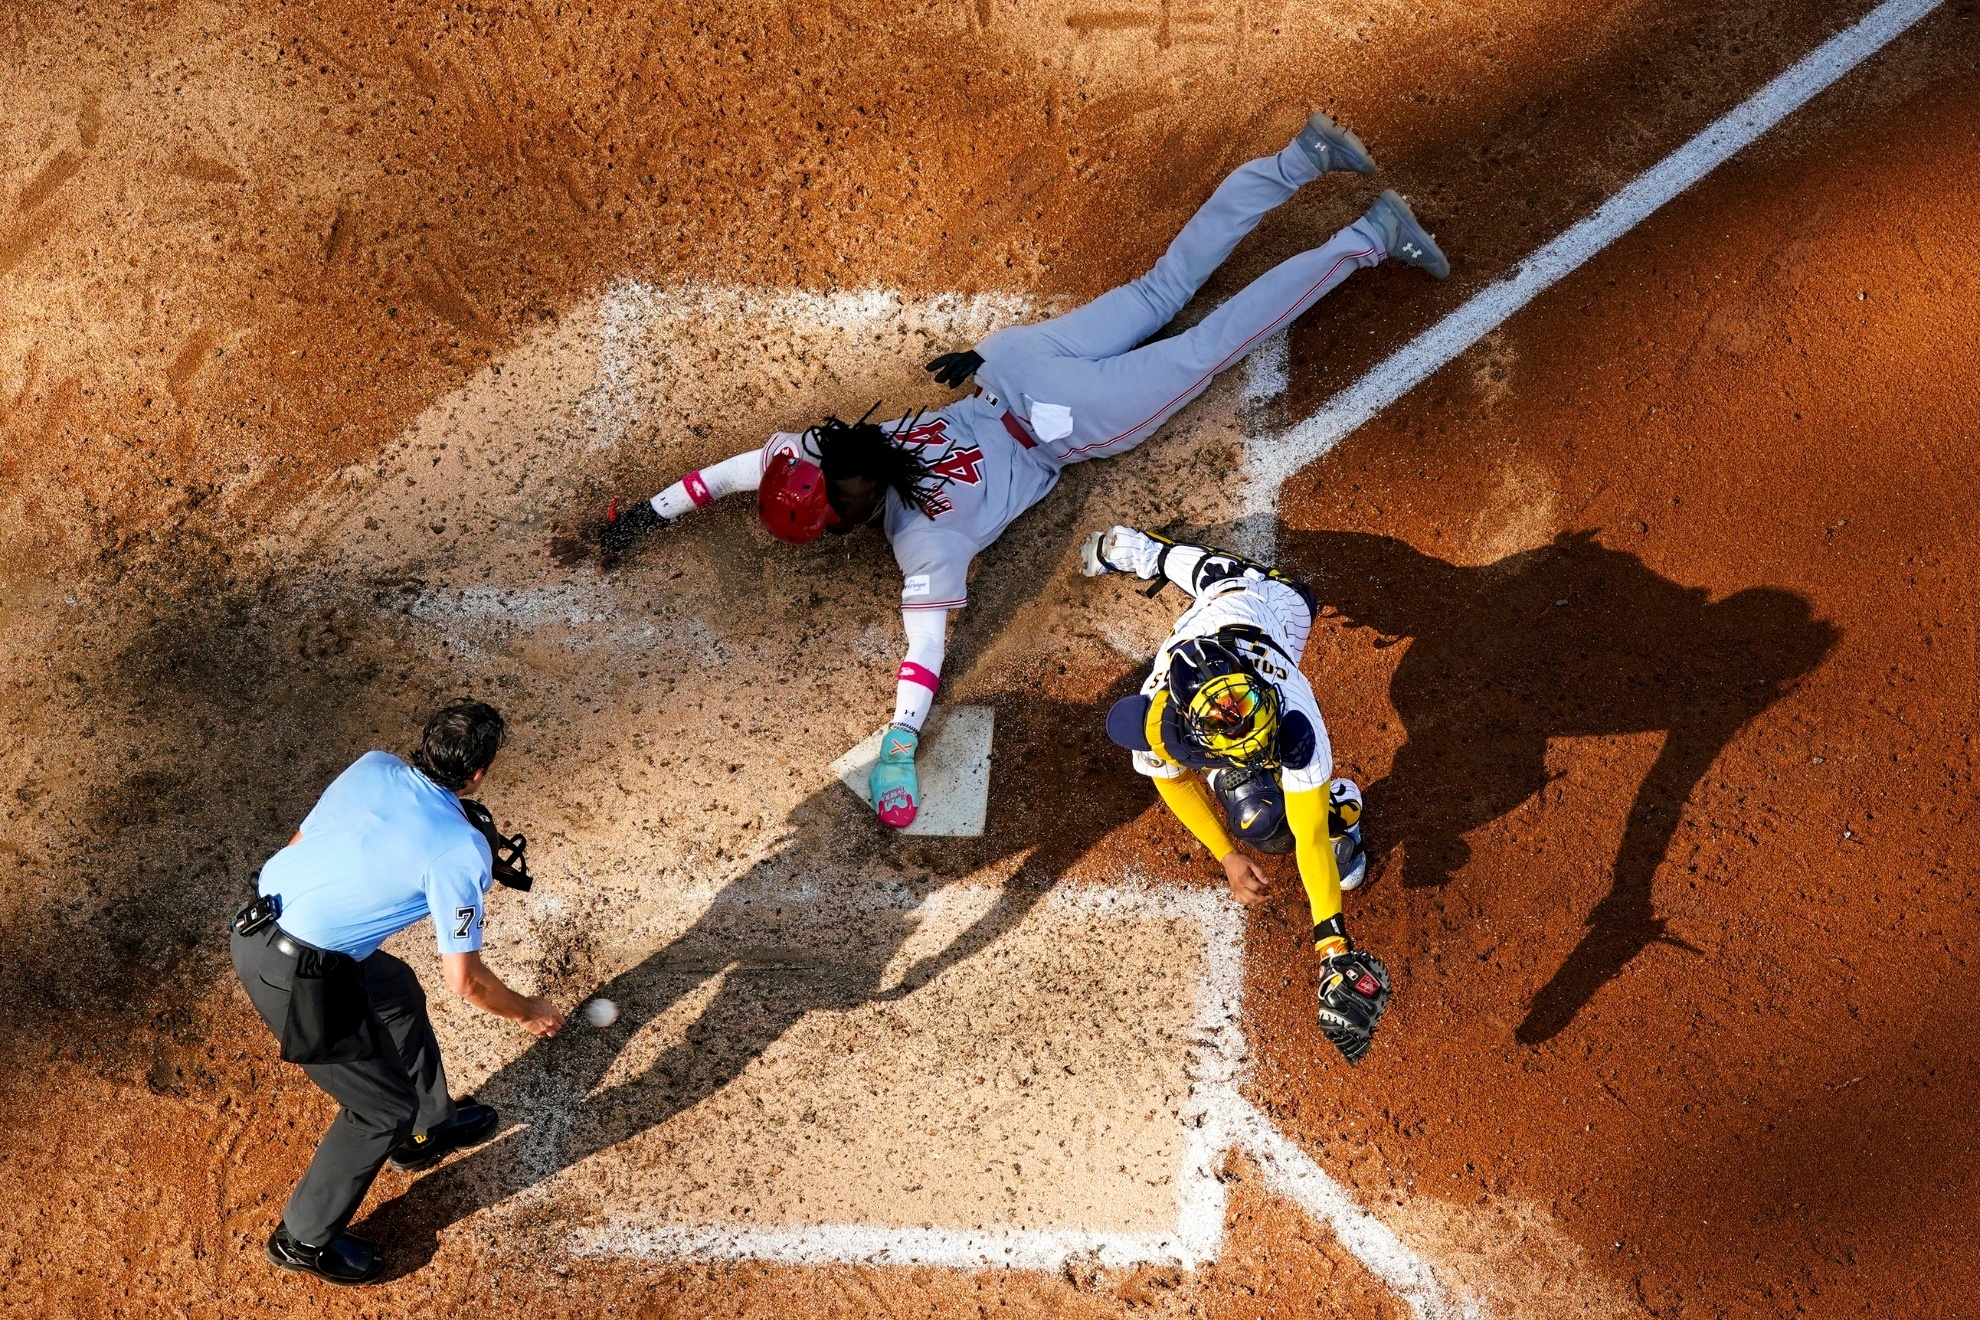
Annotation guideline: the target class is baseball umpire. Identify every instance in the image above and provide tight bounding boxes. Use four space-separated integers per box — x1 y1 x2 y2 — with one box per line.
228 698 563 1284
1086 527 1392 1065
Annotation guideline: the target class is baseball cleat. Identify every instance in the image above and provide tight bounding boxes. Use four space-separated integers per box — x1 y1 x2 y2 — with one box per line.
1335 828 1368 891
1364 190 1449 279
1294 110 1378 176
1330 778 1367 891
870 724 920 829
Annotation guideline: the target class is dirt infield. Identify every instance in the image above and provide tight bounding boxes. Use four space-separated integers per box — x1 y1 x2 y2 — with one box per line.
2 0 1976 1316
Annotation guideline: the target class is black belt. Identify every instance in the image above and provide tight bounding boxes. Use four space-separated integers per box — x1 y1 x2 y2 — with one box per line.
270 929 320 961
263 924 351 970
232 891 380 1064
231 895 337 963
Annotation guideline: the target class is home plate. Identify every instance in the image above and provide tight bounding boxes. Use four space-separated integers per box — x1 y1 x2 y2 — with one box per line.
829 705 993 836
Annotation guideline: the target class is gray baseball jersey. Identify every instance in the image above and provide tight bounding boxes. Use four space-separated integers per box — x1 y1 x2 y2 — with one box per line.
760 395 1060 612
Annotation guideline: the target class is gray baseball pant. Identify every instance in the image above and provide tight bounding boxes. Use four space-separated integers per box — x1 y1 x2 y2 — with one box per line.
231 928 455 1245
973 138 1387 463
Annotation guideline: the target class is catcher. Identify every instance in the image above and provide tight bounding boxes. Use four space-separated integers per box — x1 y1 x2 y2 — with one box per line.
592 110 1449 829
1086 526 1391 1065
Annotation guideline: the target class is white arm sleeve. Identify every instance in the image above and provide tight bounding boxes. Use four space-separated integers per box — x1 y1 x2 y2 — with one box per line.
651 448 768 519
890 607 949 732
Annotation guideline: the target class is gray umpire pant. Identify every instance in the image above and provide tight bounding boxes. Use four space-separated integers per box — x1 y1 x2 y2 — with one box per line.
231 927 455 1245
973 137 1387 464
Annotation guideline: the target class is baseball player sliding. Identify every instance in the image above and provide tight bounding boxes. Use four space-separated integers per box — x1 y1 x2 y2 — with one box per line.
1086 527 1390 1065
598 111 1448 828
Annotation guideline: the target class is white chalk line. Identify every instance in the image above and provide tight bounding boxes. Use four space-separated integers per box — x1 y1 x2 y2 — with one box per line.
1219 0 1941 1304
1228 1099 1472 1319
1243 0 1947 505
570 878 1460 1316
576 1223 1208 1271
573 883 1241 1274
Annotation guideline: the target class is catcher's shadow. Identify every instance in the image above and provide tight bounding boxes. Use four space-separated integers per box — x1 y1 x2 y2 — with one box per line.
1281 528 1838 1045
362 678 1150 1273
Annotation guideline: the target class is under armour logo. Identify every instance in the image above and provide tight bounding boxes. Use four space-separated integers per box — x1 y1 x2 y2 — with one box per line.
1401 242 1422 257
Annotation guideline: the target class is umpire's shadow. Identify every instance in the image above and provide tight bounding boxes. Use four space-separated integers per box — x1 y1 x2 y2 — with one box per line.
364 678 1149 1272
1280 529 1838 1045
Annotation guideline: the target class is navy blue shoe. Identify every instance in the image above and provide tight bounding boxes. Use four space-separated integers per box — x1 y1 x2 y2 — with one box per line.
388 1100 499 1173
265 1224 384 1285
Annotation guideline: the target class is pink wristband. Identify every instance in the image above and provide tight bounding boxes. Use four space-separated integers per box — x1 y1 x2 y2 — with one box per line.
683 470 713 508
897 661 940 694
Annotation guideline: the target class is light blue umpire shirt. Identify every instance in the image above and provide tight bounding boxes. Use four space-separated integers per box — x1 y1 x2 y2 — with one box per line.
258 750 495 960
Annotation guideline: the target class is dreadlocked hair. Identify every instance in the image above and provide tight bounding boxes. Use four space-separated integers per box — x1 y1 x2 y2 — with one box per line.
811 408 940 516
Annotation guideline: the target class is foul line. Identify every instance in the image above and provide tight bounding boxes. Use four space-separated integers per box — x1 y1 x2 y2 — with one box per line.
1245 0 1946 504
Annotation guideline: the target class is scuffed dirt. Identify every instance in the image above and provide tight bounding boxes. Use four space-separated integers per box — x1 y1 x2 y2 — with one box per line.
2 0 1977 1317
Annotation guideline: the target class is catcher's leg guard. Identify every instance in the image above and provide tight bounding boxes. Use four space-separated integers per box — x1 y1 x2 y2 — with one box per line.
1080 530 1111 577
1329 779 1367 891
1190 549 1319 619
1082 525 1170 579
869 724 920 829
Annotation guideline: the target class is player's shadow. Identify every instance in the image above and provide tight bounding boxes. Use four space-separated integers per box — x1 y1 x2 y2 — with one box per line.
362 677 1149 1273
1281 529 1838 1044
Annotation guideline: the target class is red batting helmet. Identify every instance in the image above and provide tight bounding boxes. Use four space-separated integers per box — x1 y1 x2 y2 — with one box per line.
758 450 840 544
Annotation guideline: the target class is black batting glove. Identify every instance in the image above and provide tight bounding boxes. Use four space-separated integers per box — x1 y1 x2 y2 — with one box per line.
600 497 666 555
925 350 984 389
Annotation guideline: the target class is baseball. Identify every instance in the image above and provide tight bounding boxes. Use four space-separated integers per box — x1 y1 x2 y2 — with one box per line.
583 998 620 1029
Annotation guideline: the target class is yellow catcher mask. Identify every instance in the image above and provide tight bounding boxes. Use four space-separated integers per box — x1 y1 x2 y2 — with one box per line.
1163 636 1283 768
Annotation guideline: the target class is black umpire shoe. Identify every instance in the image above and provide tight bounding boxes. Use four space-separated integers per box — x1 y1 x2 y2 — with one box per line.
387 1099 500 1173
264 1224 385 1285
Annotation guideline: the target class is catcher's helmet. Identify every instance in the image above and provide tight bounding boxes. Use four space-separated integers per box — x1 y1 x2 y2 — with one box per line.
1167 636 1281 767
758 450 841 544
1209 767 1293 854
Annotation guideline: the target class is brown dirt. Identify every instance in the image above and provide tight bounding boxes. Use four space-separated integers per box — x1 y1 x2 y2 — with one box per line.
2 0 1977 1316
1262 35 1980 1320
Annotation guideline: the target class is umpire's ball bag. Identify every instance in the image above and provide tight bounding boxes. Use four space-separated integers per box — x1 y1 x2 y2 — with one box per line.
281 946 385 1065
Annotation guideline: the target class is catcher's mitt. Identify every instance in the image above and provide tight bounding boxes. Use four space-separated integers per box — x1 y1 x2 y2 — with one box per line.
1316 947 1391 1065
460 799 532 891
